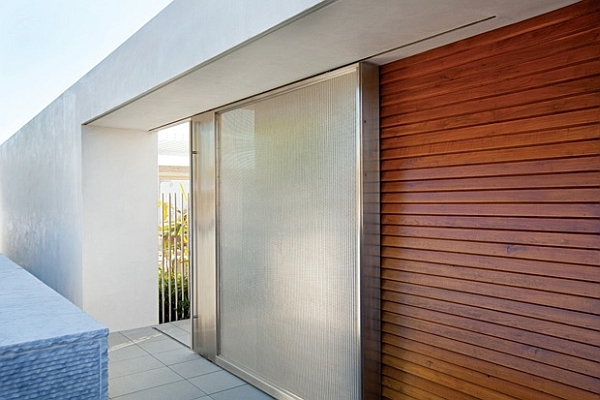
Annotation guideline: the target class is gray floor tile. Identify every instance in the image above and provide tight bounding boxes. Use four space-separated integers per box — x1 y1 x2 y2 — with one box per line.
189 370 245 395
109 366 183 398
110 326 273 400
109 354 164 378
169 358 221 379
121 326 164 342
156 323 187 335
111 380 207 400
109 343 147 362
154 324 191 347
108 332 132 348
151 347 203 366
210 384 275 400
133 333 174 345
172 320 192 333
138 336 186 354
170 332 191 346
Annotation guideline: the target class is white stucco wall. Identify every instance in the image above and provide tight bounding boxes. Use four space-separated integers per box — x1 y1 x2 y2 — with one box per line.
82 127 158 331
0 0 328 330
0 93 84 306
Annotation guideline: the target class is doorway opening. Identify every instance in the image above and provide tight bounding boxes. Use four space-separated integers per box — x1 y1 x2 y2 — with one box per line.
156 121 191 346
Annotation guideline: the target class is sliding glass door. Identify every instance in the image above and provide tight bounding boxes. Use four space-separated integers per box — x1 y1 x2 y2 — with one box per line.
191 64 379 400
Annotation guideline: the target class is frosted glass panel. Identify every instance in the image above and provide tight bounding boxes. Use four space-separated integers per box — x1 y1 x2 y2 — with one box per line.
218 72 359 399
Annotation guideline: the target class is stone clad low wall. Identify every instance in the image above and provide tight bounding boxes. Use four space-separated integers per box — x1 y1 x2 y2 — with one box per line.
0 254 108 399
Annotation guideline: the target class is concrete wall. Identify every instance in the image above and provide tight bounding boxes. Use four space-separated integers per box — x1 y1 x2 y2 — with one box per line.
0 0 327 331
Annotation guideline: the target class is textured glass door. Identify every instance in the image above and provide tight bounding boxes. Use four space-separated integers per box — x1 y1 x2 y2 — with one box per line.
192 64 379 400
218 71 359 399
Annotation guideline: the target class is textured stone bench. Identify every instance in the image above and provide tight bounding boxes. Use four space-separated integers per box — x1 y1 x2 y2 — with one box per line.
0 254 108 399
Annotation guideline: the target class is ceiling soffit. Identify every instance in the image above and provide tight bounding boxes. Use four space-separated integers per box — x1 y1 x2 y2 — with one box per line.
88 0 580 131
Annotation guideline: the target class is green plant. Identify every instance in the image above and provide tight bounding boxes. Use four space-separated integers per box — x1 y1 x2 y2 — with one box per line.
158 185 190 323
158 266 189 323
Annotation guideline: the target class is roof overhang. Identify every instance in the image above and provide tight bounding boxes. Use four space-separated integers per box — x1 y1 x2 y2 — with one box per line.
87 0 581 131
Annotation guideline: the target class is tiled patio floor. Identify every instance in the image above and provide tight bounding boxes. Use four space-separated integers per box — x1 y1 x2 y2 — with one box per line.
109 320 274 400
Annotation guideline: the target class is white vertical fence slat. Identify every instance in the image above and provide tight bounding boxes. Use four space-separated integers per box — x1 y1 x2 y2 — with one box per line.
159 191 189 323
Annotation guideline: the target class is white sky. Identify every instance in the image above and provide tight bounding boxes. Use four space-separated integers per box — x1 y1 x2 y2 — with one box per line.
0 0 174 145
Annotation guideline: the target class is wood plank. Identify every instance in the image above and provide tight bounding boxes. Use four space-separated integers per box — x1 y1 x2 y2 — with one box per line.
380 2 600 79
382 172 600 192
382 278 600 330
382 156 600 182
381 140 600 171
381 76 600 122
383 92 600 140
382 387 417 400
381 202 599 218
382 224 600 249
382 257 599 297
381 61 600 117
382 234 600 266
383 300 600 367
381 30 600 98
382 314 600 394
382 338 565 400
382 188 600 204
383 361 480 400
383 353 511 400
384 234 598 265
382 329 600 400
382 124 599 160
382 121 600 160
381 214 600 234
381 246 600 283
382 34 600 105
382 92 600 137
381 59 600 110
382 122 600 158
381 268 599 313
382 375 439 400
382 290 598 352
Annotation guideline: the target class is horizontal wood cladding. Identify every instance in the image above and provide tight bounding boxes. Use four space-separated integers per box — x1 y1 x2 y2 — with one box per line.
379 1 600 399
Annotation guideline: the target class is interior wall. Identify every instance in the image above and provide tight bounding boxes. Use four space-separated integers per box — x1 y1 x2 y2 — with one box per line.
82 126 158 331
379 1 599 399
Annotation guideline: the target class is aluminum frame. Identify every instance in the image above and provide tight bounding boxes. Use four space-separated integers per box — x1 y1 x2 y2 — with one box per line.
190 111 217 358
191 62 380 399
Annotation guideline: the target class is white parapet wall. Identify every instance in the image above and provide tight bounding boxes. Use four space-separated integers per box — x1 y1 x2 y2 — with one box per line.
0 93 84 306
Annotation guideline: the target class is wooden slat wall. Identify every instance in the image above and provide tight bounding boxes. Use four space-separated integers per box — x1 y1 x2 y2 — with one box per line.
379 1 600 399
